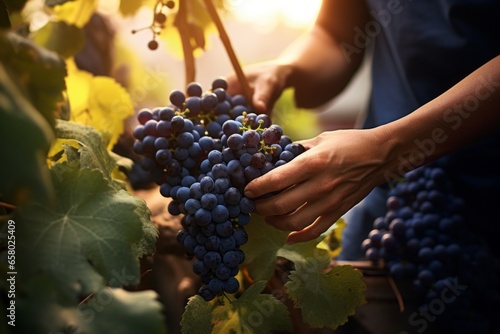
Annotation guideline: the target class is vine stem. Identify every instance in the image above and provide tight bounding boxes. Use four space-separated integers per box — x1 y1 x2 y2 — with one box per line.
202 0 252 103
174 0 196 86
0 201 16 211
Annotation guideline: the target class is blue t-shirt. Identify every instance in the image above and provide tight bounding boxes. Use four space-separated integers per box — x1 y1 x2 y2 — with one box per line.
364 0 500 252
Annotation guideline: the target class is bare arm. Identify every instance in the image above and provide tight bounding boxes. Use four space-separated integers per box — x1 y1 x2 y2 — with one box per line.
284 0 370 108
244 55 500 244
379 55 500 176
226 0 370 112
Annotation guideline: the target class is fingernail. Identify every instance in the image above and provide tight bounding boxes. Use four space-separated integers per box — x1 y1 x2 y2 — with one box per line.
244 190 254 198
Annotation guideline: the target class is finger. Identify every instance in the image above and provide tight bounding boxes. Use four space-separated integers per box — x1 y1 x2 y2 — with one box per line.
286 212 340 244
294 139 314 150
265 202 313 232
252 98 267 113
266 194 334 231
224 75 240 95
253 182 314 217
244 154 312 199
252 78 274 113
294 136 322 150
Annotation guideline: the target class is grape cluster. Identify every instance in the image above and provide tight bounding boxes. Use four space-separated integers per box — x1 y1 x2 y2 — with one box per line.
132 79 304 300
363 165 500 332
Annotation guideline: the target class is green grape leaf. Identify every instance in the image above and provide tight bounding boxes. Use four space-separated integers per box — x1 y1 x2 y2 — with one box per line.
53 120 158 258
55 119 116 180
17 275 165 334
181 295 213 334
0 62 55 205
46 0 77 6
240 215 288 282
14 167 145 296
78 288 165 334
211 281 292 334
109 150 134 174
0 32 66 127
32 21 84 58
277 236 332 271
132 196 158 259
119 0 144 16
285 265 366 330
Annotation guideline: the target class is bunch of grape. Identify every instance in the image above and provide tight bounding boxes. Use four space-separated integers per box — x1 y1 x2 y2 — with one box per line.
363 165 500 332
132 78 305 301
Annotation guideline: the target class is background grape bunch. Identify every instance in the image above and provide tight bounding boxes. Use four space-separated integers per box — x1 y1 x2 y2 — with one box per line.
363 165 500 332
132 78 305 301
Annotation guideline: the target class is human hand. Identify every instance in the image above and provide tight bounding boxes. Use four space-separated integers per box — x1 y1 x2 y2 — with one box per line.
244 128 390 244
225 61 293 114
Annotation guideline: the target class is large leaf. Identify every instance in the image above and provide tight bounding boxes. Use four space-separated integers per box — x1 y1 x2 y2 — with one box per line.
242 215 366 330
181 281 292 334
277 235 332 270
132 195 158 258
52 120 158 258
211 281 292 334
54 119 116 178
65 61 135 150
285 265 366 330
0 62 55 205
32 21 84 58
15 166 145 295
0 32 66 127
181 295 213 334
17 275 165 334
240 215 288 282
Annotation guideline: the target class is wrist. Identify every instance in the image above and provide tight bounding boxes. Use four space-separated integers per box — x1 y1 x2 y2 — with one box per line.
368 124 408 185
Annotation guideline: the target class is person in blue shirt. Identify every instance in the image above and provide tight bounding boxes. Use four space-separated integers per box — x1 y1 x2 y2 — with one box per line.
226 0 500 258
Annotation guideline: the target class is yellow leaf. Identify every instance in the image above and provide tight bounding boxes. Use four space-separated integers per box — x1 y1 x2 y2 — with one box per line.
65 59 134 150
53 0 97 28
317 218 346 259
65 59 92 115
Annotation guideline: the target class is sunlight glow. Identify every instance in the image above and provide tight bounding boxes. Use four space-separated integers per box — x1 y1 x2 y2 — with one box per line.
229 0 322 29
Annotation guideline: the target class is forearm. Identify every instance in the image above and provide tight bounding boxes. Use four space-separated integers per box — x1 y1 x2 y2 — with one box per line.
278 0 370 108
376 55 500 179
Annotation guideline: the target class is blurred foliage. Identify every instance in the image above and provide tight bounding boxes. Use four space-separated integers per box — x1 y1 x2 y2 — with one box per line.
273 88 321 141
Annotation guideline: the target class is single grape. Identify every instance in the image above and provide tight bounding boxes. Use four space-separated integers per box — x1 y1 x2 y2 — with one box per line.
148 40 159 50
154 12 167 24
186 82 203 97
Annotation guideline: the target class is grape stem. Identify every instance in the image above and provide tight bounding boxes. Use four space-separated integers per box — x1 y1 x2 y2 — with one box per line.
174 0 196 85
386 275 405 312
202 0 252 103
